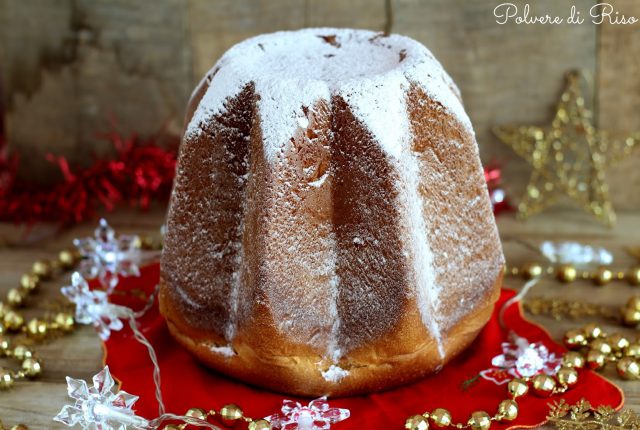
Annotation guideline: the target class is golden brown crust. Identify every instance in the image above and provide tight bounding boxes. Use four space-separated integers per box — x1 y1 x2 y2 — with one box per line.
159 271 501 397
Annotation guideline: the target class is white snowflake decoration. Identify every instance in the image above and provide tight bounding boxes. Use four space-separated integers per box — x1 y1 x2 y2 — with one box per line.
61 272 125 340
480 333 562 384
74 219 141 292
54 366 149 430
540 241 613 266
268 397 350 430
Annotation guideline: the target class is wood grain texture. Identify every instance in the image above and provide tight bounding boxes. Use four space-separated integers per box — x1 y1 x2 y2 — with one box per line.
1 0 191 180
186 0 386 86
1 208 640 427
596 0 640 210
1 0 640 209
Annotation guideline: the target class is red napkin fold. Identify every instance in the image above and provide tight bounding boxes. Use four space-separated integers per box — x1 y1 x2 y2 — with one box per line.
103 263 623 429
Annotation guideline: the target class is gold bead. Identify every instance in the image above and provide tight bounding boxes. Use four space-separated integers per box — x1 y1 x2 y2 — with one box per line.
507 378 528 398
468 411 491 430
58 249 80 270
564 329 587 349
556 367 578 387
7 288 25 307
557 264 577 283
138 235 155 250
498 399 518 421
532 374 556 397
593 267 614 286
583 323 603 339
586 350 607 370
430 408 452 427
405 415 429 430
590 339 613 355
0 301 8 318
19 274 39 292
623 308 640 326
12 345 33 360
521 262 543 280
32 260 53 279
10 425 30 430
22 358 42 377
3 311 24 331
163 425 181 430
0 335 10 351
26 319 48 339
627 296 640 311
608 334 630 351
0 369 14 389
563 351 585 369
625 343 640 358
617 357 640 380
54 313 75 332
185 408 207 420
248 419 271 430
220 403 244 426
627 268 640 286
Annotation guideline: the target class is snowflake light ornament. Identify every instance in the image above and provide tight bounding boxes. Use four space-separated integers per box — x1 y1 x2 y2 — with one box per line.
480 333 562 385
61 272 126 340
55 366 149 430
74 219 142 292
55 367 221 430
540 241 613 267
268 397 350 430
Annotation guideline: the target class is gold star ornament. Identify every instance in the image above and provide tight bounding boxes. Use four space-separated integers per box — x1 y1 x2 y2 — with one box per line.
494 70 639 227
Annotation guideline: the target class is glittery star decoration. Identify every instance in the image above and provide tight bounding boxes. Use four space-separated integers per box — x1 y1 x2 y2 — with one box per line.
74 218 141 292
54 366 149 430
494 70 639 226
268 397 350 430
61 272 124 340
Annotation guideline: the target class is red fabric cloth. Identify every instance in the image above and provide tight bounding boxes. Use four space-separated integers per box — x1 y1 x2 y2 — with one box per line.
104 264 623 429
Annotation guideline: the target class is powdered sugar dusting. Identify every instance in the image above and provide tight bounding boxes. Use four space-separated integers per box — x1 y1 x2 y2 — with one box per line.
209 344 236 358
186 28 471 161
321 365 349 383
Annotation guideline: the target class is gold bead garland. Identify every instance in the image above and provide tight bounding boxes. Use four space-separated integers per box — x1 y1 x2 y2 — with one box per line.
0 249 84 394
0 419 30 430
0 337 41 390
161 403 269 429
505 262 640 286
404 363 580 430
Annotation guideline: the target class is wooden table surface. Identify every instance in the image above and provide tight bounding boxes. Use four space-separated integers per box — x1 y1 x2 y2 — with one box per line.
0 208 639 429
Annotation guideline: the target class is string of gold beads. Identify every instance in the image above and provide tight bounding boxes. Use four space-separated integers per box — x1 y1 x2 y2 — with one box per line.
0 336 41 390
405 362 579 430
162 404 270 430
563 319 640 380
504 262 640 286
0 420 29 430
0 249 81 393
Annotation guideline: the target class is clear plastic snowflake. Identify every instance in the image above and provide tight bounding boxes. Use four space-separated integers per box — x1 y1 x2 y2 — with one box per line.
74 218 141 292
480 333 562 384
61 272 125 340
54 366 149 430
268 397 350 430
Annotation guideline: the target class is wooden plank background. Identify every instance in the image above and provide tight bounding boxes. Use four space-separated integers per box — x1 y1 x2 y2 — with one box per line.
1 0 639 209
